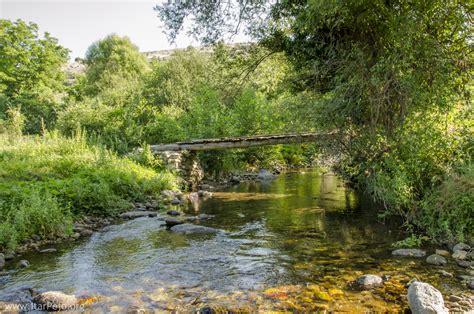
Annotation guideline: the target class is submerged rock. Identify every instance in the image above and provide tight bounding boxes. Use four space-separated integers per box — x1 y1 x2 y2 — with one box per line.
392 249 426 258
170 224 220 235
165 217 183 227
120 211 158 219
197 214 214 220
407 281 448 314
33 291 79 311
355 274 383 289
426 254 447 266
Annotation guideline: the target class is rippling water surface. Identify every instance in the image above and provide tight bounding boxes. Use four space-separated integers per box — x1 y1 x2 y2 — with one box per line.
0 170 469 312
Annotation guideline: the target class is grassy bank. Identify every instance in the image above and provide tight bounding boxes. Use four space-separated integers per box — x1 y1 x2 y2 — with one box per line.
0 132 177 251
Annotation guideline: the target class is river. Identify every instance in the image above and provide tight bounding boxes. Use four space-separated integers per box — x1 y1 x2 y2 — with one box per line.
0 169 469 312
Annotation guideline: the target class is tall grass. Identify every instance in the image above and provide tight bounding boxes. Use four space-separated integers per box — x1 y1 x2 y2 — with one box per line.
0 131 177 251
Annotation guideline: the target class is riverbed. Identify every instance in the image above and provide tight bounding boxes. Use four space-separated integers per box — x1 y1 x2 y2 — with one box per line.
0 169 471 312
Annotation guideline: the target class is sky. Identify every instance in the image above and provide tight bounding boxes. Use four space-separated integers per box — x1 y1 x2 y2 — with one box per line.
0 0 249 60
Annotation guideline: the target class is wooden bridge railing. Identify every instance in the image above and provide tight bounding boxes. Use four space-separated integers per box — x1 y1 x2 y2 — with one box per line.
150 132 333 152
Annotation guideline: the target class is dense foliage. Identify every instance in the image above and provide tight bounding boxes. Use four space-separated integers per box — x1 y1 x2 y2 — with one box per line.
0 19 69 133
155 0 474 243
0 113 176 250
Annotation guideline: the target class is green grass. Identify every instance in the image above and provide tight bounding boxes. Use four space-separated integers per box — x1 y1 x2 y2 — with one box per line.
0 131 177 251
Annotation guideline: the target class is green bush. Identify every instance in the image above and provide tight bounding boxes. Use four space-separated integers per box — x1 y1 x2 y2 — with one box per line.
0 132 177 250
417 165 474 242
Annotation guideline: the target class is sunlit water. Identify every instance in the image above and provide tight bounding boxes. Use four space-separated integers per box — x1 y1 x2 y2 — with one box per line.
0 170 470 312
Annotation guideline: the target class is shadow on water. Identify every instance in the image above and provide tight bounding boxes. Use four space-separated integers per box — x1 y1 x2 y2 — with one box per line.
0 169 469 312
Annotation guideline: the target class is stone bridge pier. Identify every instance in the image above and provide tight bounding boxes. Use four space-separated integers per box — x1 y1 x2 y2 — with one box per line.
157 150 204 191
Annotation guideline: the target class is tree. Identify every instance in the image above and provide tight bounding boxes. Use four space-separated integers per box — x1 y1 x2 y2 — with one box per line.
80 34 150 99
0 19 69 133
155 0 471 132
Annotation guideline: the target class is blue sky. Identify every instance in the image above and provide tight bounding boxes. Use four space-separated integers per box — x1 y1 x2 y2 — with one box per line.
0 0 249 60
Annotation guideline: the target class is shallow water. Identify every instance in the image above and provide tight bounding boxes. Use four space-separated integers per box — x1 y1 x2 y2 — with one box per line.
0 170 471 312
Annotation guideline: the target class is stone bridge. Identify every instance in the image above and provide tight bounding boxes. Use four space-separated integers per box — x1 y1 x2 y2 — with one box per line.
151 132 332 190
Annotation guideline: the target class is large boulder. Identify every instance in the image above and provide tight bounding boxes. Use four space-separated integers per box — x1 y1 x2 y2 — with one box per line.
170 224 220 235
33 291 79 311
355 274 383 289
426 254 447 266
0 253 4 269
392 249 426 258
407 281 448 314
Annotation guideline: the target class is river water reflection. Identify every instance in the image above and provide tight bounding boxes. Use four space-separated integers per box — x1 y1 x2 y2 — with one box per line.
0 170 470 312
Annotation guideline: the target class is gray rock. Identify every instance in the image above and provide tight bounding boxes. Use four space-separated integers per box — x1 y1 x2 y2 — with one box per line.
33 291 79 311
257 169 276 181
456 259 474 268
452 250 468 260
407 281 448 314
120 211 158 219
0 253 4 269
426 254 447 266
18 260 29 268
197 214 214 220
79 229 93 237
468 279 474 290
165 217 183 227
437 270 453 278
170 224 220 235
392 249 426 258
453 243 470 252
166 210 181 216
355 274 383 289
40 248 57 253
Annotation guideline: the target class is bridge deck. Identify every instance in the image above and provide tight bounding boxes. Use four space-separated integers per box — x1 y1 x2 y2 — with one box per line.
150 132 331 152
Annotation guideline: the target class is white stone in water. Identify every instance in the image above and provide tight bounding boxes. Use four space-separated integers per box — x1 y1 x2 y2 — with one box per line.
407 281 448 314
355 274 383 288
33 291 79 311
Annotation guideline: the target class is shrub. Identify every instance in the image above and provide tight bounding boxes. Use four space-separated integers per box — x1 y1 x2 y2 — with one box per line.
0 132 177 250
